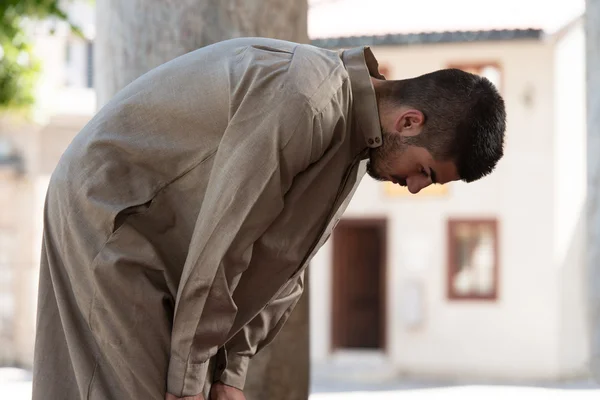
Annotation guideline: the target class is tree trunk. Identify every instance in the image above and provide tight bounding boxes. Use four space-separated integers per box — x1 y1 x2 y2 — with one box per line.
94 1 310 399
587 0 600 381
95 0 308 107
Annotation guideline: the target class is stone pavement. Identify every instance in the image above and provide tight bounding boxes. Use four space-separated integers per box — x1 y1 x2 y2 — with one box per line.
310 374 600 399
2 367 600 399
311 386 600 400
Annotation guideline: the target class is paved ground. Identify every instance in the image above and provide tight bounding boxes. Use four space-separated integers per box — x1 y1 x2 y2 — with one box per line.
311 386 600 400
310 374 600 399
3 368 600 399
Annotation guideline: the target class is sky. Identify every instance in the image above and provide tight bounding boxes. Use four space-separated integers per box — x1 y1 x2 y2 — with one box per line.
308 0 586 38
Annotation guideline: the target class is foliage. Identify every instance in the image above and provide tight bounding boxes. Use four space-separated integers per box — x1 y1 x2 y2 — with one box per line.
0 0 76 111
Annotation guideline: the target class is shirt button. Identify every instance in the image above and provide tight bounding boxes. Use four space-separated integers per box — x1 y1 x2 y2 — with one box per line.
375 137 381 143
368 138 375 145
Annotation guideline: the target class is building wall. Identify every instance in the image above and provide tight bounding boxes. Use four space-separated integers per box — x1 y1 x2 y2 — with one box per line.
0 4 587 380
0 0 95 367
0 119 41 367
310 39 565 381
553 21 589 378
0 117 85 369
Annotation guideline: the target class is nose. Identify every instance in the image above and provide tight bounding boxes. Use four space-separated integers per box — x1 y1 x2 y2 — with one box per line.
406 175 432 194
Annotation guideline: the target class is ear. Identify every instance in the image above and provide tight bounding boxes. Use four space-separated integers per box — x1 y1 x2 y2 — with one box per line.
394 109 424 137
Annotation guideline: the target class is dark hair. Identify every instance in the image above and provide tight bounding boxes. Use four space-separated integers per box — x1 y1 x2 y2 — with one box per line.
386 69 506 182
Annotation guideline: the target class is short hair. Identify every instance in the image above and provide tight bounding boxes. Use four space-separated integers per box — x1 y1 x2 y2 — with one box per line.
386 69 506 182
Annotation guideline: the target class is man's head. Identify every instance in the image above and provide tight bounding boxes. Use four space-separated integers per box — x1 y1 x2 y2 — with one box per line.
367 68 506 194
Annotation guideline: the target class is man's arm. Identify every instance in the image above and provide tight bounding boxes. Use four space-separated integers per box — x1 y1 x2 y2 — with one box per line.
166 105 312 396
165 90 349 397
216 273 305 390
166 43 351 395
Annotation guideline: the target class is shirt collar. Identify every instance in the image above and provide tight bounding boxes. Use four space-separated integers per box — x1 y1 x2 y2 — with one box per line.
341 46 383 152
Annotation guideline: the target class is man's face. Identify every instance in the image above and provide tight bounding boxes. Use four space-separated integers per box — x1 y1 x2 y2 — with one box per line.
366 130 460 194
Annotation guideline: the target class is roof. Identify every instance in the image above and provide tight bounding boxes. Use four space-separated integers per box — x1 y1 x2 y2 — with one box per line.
310 28 544 49
308 0 583 39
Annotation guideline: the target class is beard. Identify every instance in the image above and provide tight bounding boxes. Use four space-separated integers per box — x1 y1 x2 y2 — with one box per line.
366 131 410 182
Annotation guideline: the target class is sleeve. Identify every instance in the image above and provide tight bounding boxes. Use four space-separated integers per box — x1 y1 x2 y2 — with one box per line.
215 272 306 390
166 89 342 396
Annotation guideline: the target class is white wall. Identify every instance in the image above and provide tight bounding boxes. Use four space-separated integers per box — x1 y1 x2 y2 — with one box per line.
553 21 589 377
0 118 40 367
0 117 86 368
31 0 96 123
311 39 563 381
0 0 95 367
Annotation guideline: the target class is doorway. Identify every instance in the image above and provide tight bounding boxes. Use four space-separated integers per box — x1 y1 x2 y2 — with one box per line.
331 218 387 350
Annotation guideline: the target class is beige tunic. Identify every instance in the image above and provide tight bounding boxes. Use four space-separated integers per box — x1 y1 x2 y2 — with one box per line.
32 37 383 399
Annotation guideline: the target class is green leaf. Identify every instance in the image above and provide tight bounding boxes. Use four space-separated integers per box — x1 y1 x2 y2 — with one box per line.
0 0 81 112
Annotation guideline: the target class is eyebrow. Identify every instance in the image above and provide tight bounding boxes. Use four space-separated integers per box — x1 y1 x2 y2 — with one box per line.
430 168 438 184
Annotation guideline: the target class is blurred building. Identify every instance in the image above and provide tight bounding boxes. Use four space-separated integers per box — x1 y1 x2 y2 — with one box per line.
0 1 95 367
0 0 590 386
309 18 588 384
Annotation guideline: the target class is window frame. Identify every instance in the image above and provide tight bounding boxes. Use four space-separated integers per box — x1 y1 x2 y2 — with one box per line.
378 64 391 79
446 218 500 301
447 62 503 94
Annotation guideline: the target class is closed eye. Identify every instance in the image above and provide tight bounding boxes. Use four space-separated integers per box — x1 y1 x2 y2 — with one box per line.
430 168 438 184
421 167 438 184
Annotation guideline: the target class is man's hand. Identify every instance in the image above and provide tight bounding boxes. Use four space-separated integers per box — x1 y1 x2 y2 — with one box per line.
209 382 246 400
165 393 205 400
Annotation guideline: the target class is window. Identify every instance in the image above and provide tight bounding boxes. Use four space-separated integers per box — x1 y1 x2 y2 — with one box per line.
65 42 72 64
379 64 391 79
64 39 94 88
448 63 502 93
447 219 499 301
86 40 94 89
383 181 449 197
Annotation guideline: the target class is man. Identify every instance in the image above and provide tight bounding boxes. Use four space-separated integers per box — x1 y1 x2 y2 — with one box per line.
32 37 505 400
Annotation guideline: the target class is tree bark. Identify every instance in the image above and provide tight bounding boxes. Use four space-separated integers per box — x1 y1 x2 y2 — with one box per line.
95 0 308 107
587 0 600 381
95 1 310 399
243 274 310 400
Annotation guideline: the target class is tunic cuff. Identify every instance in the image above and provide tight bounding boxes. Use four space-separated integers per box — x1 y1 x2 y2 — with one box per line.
167 355 210 397
216 353 250 391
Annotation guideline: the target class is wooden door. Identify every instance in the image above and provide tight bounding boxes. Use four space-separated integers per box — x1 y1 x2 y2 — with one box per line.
331 219 386 350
